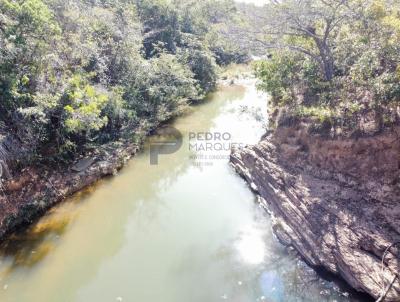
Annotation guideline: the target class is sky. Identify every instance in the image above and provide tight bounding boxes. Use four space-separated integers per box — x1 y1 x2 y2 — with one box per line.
235 0 267 6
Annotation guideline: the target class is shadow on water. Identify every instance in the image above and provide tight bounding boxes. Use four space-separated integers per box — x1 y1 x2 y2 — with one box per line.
0 84 248 295
314 267 374 302
0 215 68 285
0 78 374 302
0 86 244 270
0 187 99 270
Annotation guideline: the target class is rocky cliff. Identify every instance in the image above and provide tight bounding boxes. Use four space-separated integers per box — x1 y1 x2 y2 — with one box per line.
231 122 400 301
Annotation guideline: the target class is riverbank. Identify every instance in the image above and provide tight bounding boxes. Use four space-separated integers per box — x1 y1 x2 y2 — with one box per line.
230 120 400 301
1 74 366 302
0 135 141 243
0 64 240 243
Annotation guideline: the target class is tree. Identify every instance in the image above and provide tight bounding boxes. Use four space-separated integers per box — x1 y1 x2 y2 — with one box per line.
0 0 240 165
136 0 180 57
254 0 400 132
245 0 352 81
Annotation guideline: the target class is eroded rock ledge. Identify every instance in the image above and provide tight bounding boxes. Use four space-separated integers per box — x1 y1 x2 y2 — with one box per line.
230 124 400 301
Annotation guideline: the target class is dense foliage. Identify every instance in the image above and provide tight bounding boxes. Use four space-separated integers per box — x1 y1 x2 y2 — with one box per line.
0 0 242 165
253 0 400 134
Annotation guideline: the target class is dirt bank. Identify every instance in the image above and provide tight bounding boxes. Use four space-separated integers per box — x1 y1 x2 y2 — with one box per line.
231 122 400 301
0 68 248 245
0 139 140 242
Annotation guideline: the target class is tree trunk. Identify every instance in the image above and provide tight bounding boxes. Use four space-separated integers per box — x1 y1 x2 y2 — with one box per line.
322 56 334 81
314 38 334 81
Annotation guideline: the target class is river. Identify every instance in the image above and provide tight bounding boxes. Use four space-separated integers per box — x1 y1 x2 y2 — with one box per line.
0 71 368 302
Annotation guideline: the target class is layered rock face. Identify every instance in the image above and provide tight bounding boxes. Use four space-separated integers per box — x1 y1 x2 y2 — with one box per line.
231 124 400 301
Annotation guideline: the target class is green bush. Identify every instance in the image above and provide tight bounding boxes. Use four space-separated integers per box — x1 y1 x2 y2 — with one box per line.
254 1 400 132
0 0 236 165
254 52 300 105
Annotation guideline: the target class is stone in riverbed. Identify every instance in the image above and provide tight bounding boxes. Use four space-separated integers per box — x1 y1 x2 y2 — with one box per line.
71 158 95 172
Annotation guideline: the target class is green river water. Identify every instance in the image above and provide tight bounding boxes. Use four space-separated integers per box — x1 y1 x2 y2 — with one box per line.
0 76 369 302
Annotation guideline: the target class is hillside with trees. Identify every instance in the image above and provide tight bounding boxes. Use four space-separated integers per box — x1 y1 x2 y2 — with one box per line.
249 0 400 136
0 0 247 172
1 1 400 301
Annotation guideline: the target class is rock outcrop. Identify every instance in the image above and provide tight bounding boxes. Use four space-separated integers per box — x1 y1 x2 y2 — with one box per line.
231 123 400 301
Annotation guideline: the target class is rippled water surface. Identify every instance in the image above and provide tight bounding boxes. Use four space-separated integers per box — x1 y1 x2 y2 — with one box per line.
0 75 369 302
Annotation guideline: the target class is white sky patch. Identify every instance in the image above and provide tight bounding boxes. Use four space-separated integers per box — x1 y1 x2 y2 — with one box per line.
235 0 267 6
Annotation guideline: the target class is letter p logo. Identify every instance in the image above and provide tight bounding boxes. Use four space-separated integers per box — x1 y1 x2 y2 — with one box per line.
150 126 183 165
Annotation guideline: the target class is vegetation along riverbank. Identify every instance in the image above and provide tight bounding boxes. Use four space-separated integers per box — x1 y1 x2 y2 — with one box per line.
1 0 400 301
231 1 400 301
0 0 249 241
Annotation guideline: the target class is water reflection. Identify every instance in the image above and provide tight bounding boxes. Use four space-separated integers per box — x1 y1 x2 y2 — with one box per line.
0 185 103 273
0 75 371 302
236 226 266 265
259 271 285 302
0 212 70 269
